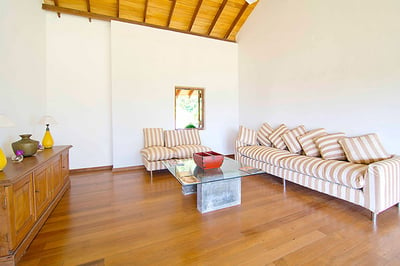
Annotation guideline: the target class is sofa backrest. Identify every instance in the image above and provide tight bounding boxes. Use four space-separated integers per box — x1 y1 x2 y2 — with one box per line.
164 129 201 147
143 128 164 148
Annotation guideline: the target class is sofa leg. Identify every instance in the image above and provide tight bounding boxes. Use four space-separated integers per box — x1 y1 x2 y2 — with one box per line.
283 178 286 192
372 212 377 225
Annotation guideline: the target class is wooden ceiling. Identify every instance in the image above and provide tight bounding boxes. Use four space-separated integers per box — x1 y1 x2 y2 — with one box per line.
42 0 258 42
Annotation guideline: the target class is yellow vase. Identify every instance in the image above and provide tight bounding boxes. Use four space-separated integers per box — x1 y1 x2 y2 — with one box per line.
0 148 7 171
42 125 54 149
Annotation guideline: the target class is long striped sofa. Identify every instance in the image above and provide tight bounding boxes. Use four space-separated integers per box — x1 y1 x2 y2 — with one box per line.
235 124 400 223
141 128 211 177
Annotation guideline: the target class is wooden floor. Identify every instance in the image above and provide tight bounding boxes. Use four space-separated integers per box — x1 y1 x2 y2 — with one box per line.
18 169 400 266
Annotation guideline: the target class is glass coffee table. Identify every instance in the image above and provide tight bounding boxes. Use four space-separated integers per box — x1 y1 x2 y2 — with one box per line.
163 157 264 213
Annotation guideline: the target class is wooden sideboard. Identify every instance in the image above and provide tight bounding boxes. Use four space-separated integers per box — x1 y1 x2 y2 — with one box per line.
0 145 72 265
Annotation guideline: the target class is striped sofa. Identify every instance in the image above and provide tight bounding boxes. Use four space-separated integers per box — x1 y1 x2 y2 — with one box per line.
235 124 400 223
141 128 211 177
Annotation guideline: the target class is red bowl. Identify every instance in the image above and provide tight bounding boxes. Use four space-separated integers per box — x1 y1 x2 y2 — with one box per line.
193 151 224 169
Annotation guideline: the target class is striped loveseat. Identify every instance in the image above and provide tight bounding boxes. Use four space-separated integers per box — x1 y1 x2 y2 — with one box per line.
235 124 400 223
141 128 211 177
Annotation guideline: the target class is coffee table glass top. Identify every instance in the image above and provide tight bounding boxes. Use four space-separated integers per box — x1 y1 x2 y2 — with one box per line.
163 157 264 186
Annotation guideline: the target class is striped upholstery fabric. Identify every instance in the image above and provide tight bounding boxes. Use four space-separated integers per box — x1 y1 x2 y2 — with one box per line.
240 156 266 171
257 123 274 146
315 133 346 161
235 128 400 217
338 134 391 164
315 160 367 189
164 130 183 147
281 125 306 154
282 169 365 207
280 155 324 177
181 129 201 145
365 156 400 212
280 153 367 189
238 153 365 207
237 145 294 166
140 146 175 161
143 128 164 148
170 144 211 159
297 128 327 157
142 157 167 171
268 124 289 150
238 126 257 146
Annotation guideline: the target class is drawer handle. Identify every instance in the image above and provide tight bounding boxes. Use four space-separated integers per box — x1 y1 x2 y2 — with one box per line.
2 196 7 210
35 190 40 193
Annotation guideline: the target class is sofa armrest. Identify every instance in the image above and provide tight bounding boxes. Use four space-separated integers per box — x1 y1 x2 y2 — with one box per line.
235 139 247 160
364 155 400 213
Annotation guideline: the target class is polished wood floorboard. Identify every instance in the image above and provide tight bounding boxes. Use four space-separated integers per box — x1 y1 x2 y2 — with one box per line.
18 169 400 265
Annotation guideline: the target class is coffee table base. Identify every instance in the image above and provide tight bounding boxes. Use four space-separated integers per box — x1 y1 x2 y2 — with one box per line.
196 178 241 213
182 184 197 195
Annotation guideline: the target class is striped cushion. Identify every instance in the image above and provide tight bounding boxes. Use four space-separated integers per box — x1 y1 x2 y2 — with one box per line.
140 146 175 161
142 158 168 171
338 133 391 164
280 155 367 189
280 155 324 177
164 130 183 147
282 169 365 207
315 160 367 189
314 133 347 161
170 145 211 159
143 128 164 148
181 129 201 145
281 125 306 154
237 146 294 166
257 123 274 146
238 126 257 146
268 124 289 150
297 128 327 157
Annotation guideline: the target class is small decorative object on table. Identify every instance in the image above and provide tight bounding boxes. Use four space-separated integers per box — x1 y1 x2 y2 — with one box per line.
12 150 24 162
11 134 39 157
39 115 57 149
193 151 224 169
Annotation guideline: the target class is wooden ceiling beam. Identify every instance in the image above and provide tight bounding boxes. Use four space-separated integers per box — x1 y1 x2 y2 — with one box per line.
85 0 92 22
224 2 248 40
167 0 177 27
143 0 149 23
207 0 227 35
53 0 61 18
42 4 235 43
116 0 120 18
188 0 203 32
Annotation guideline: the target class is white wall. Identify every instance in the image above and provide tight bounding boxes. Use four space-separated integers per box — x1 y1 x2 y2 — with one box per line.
0 0 46 156
45 13 112 169
111 21 239 168
238 0 400 154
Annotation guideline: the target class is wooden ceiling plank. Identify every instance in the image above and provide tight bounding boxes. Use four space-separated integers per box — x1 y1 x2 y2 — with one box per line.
224 2 248 39
85 0 92 22
42 3 236 43
188 0 203 32
143 0 149 23
207 0 227 35
167 0 177 27
116 0 120 18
